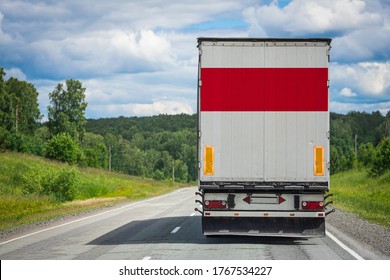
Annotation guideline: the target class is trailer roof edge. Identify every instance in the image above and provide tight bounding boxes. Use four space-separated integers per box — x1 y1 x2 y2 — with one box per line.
197 37 332 45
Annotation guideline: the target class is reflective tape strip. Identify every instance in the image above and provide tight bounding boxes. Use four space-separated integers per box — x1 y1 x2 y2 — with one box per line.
203 211 325 218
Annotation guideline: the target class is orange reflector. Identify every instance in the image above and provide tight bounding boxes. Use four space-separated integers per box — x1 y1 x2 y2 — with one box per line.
314 146 325 176
204 146 214 175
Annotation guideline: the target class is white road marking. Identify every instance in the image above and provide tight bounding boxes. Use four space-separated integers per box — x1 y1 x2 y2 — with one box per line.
0 188 188 246
143 256 151 260
171 227 181 234
326 230 364 260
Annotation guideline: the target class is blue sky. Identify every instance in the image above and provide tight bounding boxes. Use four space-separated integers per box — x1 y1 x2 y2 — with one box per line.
0 0 389 118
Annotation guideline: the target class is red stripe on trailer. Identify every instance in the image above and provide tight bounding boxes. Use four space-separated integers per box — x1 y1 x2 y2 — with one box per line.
200 68 328 112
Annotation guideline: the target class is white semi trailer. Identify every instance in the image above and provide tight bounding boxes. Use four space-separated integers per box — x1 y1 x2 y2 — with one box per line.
195 38 334 237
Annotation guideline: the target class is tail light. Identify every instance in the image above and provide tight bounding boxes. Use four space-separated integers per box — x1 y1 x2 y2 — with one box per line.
302 201 324 210
204 200 227 209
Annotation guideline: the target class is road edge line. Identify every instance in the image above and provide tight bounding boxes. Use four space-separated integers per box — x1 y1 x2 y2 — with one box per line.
326 230 364 260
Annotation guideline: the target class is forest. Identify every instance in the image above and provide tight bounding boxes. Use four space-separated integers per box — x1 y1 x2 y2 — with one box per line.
86 114 197 182
1 67 389 184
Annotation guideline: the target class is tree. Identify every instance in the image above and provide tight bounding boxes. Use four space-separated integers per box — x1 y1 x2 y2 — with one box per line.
174 159 189 182
0 70 41 134
143 149 160 177
6 78 42 133
81 132 108 169
179 143 197 181
0 68 8 130
47 79 87 141
159 151 173 180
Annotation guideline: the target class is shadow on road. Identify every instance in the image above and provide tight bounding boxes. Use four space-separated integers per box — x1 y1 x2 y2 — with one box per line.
88 216 310 246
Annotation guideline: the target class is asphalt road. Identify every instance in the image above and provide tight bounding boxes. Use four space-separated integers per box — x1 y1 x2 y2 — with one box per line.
0 187 382 260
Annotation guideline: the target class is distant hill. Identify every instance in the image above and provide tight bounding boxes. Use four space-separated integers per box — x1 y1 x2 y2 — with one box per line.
86 114 197 140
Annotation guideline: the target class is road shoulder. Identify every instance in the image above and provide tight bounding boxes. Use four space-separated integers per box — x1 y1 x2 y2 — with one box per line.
326 208 390 259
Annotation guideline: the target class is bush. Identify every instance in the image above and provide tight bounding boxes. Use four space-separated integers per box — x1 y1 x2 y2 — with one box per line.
0 131 28 153
22 166 78 202
0 128 46 155
48 167 78 201
22 168 44 195
45 133 80 164
152 170 165 180
369 137 390 177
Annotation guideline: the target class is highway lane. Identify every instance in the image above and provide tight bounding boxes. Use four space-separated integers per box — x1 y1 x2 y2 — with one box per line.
0 186 379 260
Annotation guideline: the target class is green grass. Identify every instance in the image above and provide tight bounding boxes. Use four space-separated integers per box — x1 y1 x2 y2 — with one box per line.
0 152 187 232
331 169 390 228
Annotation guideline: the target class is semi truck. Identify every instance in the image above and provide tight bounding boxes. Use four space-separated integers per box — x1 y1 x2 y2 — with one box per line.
195 38 333 237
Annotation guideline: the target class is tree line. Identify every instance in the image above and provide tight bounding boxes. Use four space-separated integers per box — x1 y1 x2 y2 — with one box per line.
330 111 390 176
1 67 389 183
86 114 197 182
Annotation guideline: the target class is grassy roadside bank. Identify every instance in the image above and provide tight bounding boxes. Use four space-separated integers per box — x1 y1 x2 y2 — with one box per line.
331 169 390 228
0 152 187 232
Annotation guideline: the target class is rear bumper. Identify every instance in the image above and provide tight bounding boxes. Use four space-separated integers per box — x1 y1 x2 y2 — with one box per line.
202 216 325 238
199 181 329 192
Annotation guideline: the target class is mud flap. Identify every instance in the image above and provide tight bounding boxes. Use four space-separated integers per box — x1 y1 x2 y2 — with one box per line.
202 217 325 238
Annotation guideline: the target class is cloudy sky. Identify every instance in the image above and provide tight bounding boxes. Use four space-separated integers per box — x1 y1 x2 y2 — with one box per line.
0 0 389 119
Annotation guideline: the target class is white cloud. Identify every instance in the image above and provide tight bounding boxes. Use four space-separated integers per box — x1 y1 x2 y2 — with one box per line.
28 29 175 79
0 0 247 40
130 100 193 116
243 0 390 63
0 11 12 43
89 101 194 118
332 62 390 97
330 101 390 115
0 1 69 21
340 87 357 97
4 67 26 80
244 0 383 36
96 0 245 30
0 0 251 80
332 22 390 62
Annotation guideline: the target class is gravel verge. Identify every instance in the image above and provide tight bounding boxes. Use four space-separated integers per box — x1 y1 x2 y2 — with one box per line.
327 207 390 259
